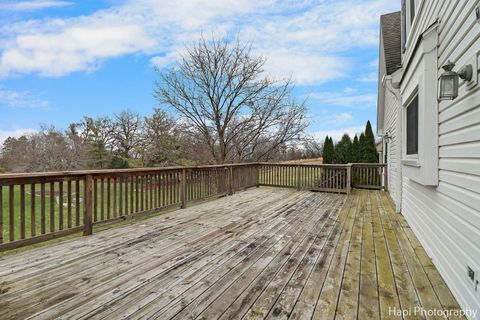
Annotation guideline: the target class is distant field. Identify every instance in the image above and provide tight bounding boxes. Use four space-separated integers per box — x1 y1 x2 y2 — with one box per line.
280 157 323 165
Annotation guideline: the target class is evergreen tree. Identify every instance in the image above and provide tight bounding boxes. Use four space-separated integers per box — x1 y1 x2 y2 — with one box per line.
359 133 366 162
334 134 352 164
351 134 360 162
322 135 335 164
364 120 378 163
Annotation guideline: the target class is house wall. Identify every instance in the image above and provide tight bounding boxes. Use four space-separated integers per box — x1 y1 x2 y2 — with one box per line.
399 0 480 317
382 86 402 211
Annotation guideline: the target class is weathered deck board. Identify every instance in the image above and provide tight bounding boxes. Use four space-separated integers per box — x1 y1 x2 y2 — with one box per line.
0 188 465 320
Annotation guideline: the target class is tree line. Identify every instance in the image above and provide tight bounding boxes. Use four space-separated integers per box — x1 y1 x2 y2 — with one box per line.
322 121 378 164
0 108 323 173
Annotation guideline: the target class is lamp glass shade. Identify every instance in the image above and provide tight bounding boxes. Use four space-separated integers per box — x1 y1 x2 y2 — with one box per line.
439 71 458 100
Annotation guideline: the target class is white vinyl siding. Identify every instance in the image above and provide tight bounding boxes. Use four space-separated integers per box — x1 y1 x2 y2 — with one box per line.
399 0 480 317
383 87 402 211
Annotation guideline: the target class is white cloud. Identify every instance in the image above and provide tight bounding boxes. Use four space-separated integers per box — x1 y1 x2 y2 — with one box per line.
0 1 72 11
0 128 36 143
311 125 365 142
0 0 398 82
0 87 50 108
327 112 353 124
262 50 346 85
356 73 378 82
310 91 377 108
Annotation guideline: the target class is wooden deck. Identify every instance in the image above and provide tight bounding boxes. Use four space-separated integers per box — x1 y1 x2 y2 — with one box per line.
0 187 464 320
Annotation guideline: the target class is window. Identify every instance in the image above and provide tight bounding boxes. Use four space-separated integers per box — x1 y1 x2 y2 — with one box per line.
410 0 416 23
406 95 418 155
401 0 406 51
402 0 417 52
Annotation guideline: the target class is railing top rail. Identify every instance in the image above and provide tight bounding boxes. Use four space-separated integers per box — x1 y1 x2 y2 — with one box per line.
351 163 387 167
258 162 351 168
0 162 386 181
0 162 259 180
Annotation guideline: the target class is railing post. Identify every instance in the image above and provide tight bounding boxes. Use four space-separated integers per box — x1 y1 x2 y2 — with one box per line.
181 168 187 209
296 165 301 191
83 174 93 236
346 164 352 195
256 164 261 188
228 166 234 195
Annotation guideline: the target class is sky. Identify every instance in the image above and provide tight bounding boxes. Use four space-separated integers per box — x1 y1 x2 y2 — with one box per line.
0 0 399 143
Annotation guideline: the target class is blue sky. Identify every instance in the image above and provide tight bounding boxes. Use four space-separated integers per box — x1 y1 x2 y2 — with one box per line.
0 0 399 142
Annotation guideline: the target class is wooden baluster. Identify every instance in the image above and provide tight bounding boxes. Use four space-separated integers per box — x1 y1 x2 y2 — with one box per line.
20 184 25 239
113 177 117 218
161 173 165 206
93 179 97 223
107 178 111 220
50 182 55 232
143 175 146 210
41 183 46 234
176 172 179 203
119 177 123 216
150 175 153 210
127 176 132 214
347 165 352 194
296 165 301 191
58 181 63 230
181 169 187 209
160 173 163 204
84 175 93 236
124 176 129 215
30 184 36 237
152 175 156 209
100 178 105 221
142 176 146 211
229 167 234 195
67 181 72 228
178 171 182 203
0 186 3 243
75 180 80 227
170 172 174 205
9 185 14 241
277 166 280 186
158 174 162 205
198 170 201 199
135 175 139 213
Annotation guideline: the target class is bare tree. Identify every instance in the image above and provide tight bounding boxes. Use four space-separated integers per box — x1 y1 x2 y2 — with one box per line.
0 136 30 172
154 36 308 164
302 138 323 159
77 116 116 151
113 110 143 160
15 126 89 172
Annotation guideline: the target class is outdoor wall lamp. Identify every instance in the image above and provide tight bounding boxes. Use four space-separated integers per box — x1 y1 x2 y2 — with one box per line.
383 132 392 142
439 60 473 100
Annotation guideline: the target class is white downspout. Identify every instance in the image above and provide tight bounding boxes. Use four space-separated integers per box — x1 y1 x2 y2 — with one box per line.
382 74 403 213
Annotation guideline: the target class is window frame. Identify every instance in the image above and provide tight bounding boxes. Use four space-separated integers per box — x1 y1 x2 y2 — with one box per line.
400 23 439 186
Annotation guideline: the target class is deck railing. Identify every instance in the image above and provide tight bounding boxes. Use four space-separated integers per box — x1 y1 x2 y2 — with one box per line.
351 163 387 190
258 163 352 194
0 162 385 251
